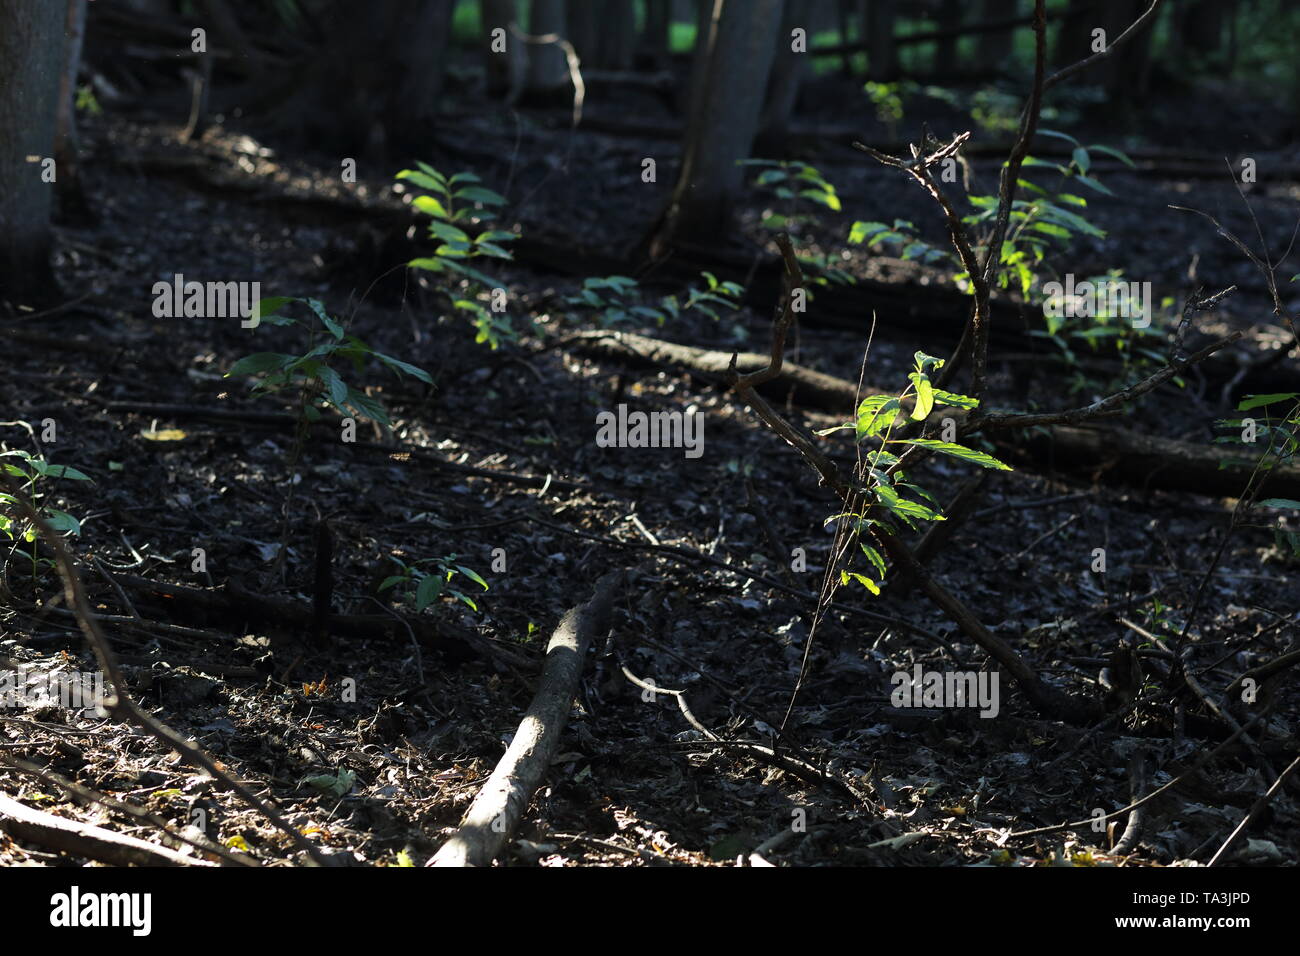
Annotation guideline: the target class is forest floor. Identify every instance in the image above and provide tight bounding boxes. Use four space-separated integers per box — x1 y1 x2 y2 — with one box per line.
1 70 1297 866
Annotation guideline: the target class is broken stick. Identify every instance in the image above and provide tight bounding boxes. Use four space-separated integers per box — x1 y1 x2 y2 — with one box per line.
429 571 623 867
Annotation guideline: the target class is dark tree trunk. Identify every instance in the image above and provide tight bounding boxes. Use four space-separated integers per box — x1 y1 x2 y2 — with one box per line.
650 0 785 250
276 0 454 158
597 0 637 70
483 0 523 97
55 0 90 222
977 0 1017 66
642 0 673 71
526 0 570 96
0 0 65 309
759 0 811 146
934 0 963 74
1054 0 1157 103
864 0 897 80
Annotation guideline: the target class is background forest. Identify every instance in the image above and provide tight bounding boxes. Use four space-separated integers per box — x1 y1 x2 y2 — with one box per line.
0 0 1296 878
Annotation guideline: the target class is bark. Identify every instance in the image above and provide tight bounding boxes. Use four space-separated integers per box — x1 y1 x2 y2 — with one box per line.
933 0 963 74
977 0 1017 65
274 0 454 157
759 0 811 143
483 0 522 97
0 0 64 308
642 0 672 71
430 573 622 867
597 0 637 70
526 0 570 95
864 0 897 80
567 328 1300 500
651 0 785 249
0 791 214 867
54 0 90 222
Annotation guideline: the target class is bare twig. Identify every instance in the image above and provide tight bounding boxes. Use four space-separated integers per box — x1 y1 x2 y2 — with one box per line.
1 473 329 866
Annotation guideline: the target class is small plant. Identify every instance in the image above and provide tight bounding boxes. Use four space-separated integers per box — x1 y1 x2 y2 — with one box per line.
850 136 1159 393
1215 393 1300 557
74 84 102 117
378 554 489 613
816 352 1011 594
740 159 853 285
0 447 92 579
396 162 517 348
564 272 743 327
226 296 432 438
1028 268 1174 395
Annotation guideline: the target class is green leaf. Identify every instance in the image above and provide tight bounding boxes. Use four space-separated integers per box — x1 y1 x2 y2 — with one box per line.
913 351 944 371
449 171 482 185
1237 393 1298 411
1037 128 1080 147
43 510 81 535
909 373 934 420
856 395 901 439
849 220 888 244
1088 144 1136 168
255 296 292 319
860 543 887 577
412 195 451 219
1074 174 1113 197
456 565 489 590
41 464 92 482
343 387 389 425
875 484 945 521
378 575 405 592
373 352 433 384
395 169 446 192
840 570 880 595
226 352 296 377
1257 498 1300 510
454 186 506 205
933 389 978 409
1071 147 1091 174
901 439 1012 470
426 220 471 244
317 367 349 406
415 573 443 610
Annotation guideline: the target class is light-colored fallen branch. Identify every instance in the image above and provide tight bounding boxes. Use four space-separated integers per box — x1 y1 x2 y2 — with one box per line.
429 571 622 867
0 752 254 867
1 474 329 866
0 790 212 867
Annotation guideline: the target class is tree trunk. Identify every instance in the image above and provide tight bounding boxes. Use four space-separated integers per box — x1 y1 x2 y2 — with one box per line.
651 0 785 250
597 0 637 70
864 0 897 80
0 0 65 309
483 0 522 97
977 0 1017 66
642 0 672 71
274 0 454 157
54 0 90 222
933 0 963 74
526 0 570 96
759 0 810 145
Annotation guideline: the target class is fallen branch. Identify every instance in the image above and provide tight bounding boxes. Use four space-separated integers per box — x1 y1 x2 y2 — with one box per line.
429 571 622 867
110 572 532 670
572 325 1298 498
2 475 329 866
0 790 213 867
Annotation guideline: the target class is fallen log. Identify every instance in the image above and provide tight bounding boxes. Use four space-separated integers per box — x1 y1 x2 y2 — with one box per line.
0 791 212 867
110 573 533 670
429 571 622 867
569 327 1300 499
